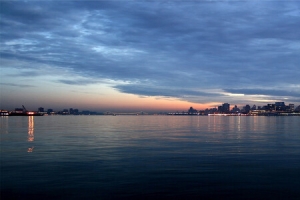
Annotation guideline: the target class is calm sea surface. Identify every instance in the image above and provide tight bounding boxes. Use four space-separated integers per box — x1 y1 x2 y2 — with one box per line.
1 115 300 199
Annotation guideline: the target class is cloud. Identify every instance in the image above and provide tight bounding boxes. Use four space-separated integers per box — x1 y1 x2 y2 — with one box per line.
1 0 300 106
58 79 100 86
224 89 300 98
1 83 35 88
115 84 222 98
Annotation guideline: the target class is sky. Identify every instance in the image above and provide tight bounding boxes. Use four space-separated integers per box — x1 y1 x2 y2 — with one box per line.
1 0 300 112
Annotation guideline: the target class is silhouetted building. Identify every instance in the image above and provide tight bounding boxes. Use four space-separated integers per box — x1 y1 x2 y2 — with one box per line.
231 105 240 113
74 109 79 115
38 107 44 112
244 105 251 114
69 108 74 115
275 102 286 111
205 108 217 114
15 108 24 113
264 104 275 111
188 107 197 115
222 103 230 113
288 104 294 112
218 106 223 113
47 109 53 114
82 110 90 115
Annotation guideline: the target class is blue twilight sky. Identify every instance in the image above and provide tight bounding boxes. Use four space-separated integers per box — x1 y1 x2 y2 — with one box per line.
0 0 300 112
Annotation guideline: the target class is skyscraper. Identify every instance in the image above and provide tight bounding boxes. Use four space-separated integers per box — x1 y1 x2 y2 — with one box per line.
222 103 230 113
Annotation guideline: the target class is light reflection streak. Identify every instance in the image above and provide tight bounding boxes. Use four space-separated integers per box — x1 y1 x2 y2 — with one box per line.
0 116 9 134
27 116 34 152
27 147 34 152
236 116 241 139
238 116 241 132
253 116 258 132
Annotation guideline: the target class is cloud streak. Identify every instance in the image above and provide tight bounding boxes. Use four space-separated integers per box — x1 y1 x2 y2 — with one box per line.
224 89 300 98
1 83 35 88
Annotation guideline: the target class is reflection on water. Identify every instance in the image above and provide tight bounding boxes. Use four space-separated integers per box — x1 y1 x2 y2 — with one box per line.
1 116 300 199
28 116 34 142
27 116 34 152
0 116 9 134
27 146 34 152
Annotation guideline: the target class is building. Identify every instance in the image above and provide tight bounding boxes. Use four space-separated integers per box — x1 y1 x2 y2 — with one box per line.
38 107 44 112
69 108 74 115
244 105 250 114
263 104 275 111
222 103 230 113
82 110 90 115
289 104 295 112
231 105 240 113
74 109 79 115
188 107 197 115
218 106 223 113
47 109 53 114
15 108 24 113
275 102 286 111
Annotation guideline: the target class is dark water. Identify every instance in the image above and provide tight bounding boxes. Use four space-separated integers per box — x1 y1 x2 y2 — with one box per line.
1 115 300 199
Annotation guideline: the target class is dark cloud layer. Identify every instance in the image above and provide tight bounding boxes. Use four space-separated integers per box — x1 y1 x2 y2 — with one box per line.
1 83 35 88
58 79 100 86
1 0 300 105
115 84 222 98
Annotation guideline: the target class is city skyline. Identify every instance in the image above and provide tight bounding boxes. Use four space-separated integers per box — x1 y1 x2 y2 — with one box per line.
2 101 299 115
1 1 300 112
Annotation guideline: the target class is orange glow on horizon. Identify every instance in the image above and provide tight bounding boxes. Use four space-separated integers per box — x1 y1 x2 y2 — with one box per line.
84 94 218 112
8 85 225 112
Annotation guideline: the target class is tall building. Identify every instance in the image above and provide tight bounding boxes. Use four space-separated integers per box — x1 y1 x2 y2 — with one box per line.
218 106 223 113
244 105 251 114
38 107 44 112
222 103 230 113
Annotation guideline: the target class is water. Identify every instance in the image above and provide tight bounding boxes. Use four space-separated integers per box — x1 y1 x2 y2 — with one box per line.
1 115 300 199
